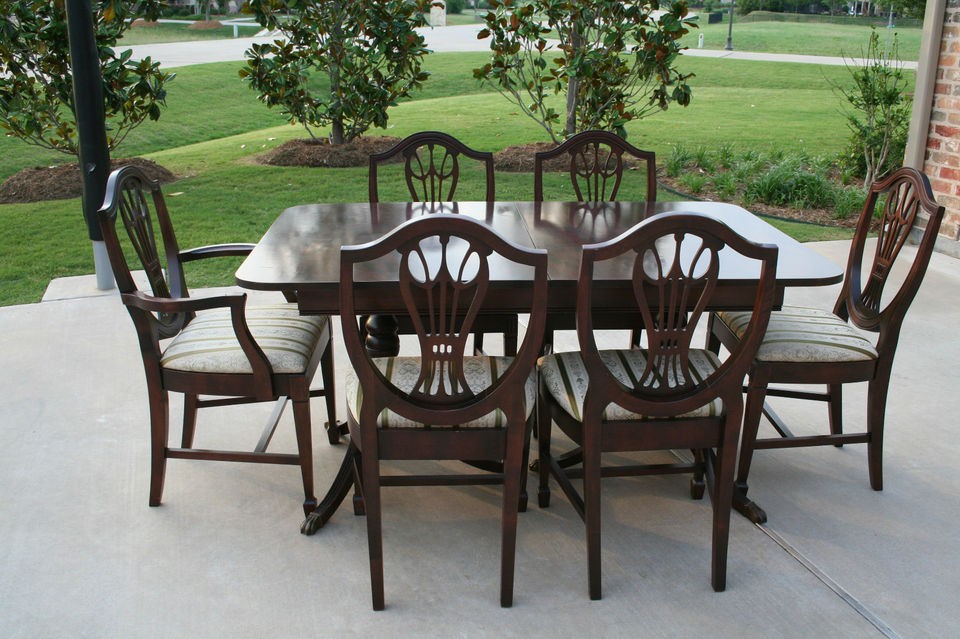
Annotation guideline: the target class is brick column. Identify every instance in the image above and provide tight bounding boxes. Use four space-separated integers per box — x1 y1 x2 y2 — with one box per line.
923 0 960 240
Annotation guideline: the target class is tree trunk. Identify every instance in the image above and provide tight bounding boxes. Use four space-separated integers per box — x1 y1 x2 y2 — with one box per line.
564 21 582 138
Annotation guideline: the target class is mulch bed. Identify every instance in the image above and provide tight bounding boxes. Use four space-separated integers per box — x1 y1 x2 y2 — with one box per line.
258 137 404 168
0 158 176 204
0 137 858 229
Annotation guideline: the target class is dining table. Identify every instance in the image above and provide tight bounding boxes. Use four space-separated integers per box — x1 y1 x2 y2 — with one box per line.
235 199 844 531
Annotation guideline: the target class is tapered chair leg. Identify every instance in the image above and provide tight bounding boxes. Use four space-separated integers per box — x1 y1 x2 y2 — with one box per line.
319 343 339 445
866 376 890 491
181 393 198 448
500 419 525 608
537 400 552 509
362 453 385 611
583 423 603 601
148 387 170 507
711 415 740 592
736 372 770 491
828 383 844 447
291 393 316 517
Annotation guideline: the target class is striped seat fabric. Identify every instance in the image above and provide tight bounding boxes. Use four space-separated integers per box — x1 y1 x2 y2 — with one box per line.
717 306 878 364
539 349 724 422
345 356 537 429
160 304 328 374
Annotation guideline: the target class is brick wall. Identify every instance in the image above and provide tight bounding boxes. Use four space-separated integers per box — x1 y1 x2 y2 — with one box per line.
924 0 960 240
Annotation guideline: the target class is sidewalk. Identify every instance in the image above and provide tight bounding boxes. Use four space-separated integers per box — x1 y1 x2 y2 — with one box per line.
1 239 958 637
120 23 916 69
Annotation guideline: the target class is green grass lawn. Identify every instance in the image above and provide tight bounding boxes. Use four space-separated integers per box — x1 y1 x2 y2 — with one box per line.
0 45 873 306
681 14 921 59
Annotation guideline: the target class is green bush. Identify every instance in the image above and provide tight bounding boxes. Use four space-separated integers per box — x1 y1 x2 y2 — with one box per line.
744 160 837 209
679 172 709 194
832 186 868 220
445 0 465 13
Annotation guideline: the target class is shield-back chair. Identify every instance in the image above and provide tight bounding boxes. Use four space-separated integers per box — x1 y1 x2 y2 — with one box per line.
707 166 946 523
340 213 547 610
98 165 336 516
538 213 778 597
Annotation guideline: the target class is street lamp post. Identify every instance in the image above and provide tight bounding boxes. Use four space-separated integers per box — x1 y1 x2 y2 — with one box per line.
725 1 735 51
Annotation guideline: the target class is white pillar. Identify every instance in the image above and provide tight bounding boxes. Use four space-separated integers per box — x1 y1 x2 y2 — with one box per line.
93 240 115 290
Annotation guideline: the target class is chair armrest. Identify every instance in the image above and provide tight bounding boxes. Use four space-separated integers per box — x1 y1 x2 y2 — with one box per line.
121 289 242 314
179 243 255 263
121 290 275 399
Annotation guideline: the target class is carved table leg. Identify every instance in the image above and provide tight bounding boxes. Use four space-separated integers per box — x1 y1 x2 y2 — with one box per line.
365 314 400 357
300 443 360 535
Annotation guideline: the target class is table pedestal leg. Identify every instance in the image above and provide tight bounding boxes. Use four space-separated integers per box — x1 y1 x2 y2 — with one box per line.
365 314 400 357
301 442 360 535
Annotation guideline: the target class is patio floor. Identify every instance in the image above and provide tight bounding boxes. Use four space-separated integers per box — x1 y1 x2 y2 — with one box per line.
1 239 957 638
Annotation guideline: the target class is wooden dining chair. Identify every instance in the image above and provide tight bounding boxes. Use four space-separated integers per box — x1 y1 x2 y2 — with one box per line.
340 213 548 610
538 213 779 598
97 165 337 516
368 130 496 203
535 130 657 350
533 129 657 203
368 131 513 356
707 167 946 523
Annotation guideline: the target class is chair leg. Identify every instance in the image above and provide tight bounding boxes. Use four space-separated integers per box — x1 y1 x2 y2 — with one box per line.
473 332 486 356
518 417 533 513
736 371 769 494
148 387 170 507
711 416 739 592
828 383 844 447
181 393 198 448
705 312 722 354
537 398 552 509
500 417 526 608
291 392 316 517
583 423 603 600
504 320 518 357
319 342 339 445
866 376 890 491
690 448 706 500
361 449 385 610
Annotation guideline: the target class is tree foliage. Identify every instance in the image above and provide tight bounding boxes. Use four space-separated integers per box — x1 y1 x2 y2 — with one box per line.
0 0 173 156
473 0 696 143
836 29 911 188
241 0 433 145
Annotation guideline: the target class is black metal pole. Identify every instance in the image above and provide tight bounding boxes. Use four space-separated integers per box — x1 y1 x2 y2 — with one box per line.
66 0 113 288
725 1 734 51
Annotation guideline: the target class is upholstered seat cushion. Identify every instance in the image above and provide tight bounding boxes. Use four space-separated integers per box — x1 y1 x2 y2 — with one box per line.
160 304 328 374
539 349 724 422
345 356 537 429
717 306 878 363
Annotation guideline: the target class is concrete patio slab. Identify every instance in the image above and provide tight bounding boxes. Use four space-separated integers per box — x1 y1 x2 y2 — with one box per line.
1 240 957 638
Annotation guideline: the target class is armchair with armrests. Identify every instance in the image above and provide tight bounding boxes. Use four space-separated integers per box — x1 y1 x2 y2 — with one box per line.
98 165 337 516
707 167 946 523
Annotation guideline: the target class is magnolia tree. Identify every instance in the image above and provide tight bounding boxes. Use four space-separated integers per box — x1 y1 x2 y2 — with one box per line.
0 0 173 155
473 0 696 143
242 0 433 145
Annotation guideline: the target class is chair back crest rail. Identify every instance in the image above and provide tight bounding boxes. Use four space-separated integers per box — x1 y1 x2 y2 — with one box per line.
368 131 496 203
577 213 779 417
838 167 946 338
341 214 547 425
